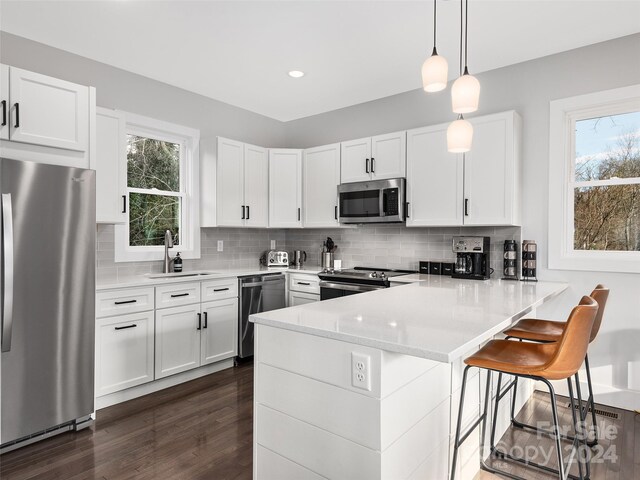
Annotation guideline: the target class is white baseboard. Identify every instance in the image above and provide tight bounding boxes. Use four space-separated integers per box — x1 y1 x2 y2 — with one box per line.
96 359 235 410
536 379 640 412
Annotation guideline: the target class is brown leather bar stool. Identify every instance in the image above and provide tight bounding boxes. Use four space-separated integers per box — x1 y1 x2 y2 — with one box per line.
450 296 599 480
504 285 609 446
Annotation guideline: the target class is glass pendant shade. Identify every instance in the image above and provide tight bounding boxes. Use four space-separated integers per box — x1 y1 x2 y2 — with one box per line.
422 49 448 92
447 117 473 153
451 71 480 113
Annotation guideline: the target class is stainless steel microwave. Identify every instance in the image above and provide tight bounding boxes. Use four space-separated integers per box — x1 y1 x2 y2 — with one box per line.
338 178 406 224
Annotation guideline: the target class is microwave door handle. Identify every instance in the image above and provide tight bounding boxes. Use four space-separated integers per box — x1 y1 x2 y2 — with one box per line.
379 189 385 218
1 194 14 352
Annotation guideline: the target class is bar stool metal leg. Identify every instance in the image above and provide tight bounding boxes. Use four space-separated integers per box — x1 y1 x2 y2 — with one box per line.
567 377 585 480
574 372 592 479
584 354 599 447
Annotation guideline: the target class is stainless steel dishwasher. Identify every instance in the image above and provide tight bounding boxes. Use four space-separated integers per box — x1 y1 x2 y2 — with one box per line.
238 272 286 359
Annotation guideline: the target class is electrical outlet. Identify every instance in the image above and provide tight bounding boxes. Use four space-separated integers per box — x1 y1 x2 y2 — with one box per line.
217 240 223 252
351 352 371 391
270 240 276 249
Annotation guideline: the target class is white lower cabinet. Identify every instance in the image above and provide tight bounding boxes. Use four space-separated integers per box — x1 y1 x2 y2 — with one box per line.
155 304 202 379
288 291 319 307
201 298 239 366
96 311 154 396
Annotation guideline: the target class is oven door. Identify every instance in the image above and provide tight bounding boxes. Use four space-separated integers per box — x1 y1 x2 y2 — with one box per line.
319 281 385 301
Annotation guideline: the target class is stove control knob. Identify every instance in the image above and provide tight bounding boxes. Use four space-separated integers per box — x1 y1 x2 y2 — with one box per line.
370 272 378 278
380 272 387 279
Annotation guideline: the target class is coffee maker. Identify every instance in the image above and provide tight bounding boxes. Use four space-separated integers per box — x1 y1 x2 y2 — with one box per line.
451 236 491 280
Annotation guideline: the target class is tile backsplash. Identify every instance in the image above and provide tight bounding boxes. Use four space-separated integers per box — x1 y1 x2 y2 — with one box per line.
284 225 521 275
97 224 521 282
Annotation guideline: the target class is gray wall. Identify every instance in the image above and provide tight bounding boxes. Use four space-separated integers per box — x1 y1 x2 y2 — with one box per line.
0 32 286 148
283 33 640 408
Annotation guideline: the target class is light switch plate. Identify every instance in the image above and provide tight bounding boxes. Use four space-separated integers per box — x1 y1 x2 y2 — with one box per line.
270 240 276 249
217 240 223 252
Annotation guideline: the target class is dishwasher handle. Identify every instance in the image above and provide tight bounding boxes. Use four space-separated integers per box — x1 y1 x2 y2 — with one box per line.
241 276 285 288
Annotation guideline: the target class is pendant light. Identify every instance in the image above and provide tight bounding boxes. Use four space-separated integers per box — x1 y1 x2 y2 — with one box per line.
448 0 473 153
421 0 448 92
447 114 473 152
451 0 480 113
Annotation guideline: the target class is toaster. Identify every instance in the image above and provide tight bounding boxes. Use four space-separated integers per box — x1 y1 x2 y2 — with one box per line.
266 250 289 267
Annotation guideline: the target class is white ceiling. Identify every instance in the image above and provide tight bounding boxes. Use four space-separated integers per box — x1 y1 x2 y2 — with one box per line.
2 1 640 121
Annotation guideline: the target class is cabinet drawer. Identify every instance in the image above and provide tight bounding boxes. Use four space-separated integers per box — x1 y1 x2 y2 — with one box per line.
96 287 155 318
288 273 320 294
155 282 200 309
96 311 154 396
201 277 238 302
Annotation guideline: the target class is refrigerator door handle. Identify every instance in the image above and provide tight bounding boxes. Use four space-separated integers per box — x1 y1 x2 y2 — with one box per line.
2 193 14 352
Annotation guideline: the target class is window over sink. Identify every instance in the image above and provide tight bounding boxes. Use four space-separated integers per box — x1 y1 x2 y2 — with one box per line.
549 84 640 273
115 113 200 262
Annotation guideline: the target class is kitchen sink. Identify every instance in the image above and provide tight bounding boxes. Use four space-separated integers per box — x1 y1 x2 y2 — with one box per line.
146 272 221 279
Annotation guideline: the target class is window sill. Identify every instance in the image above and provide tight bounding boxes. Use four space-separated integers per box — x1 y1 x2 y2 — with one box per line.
549 251 640 274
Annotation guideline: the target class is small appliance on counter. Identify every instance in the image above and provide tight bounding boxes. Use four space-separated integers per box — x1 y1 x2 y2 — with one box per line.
260 250 289 268
521 240 538 282
292 250 307 267
451 236 492 280
503 240 518 280
321 237 338 272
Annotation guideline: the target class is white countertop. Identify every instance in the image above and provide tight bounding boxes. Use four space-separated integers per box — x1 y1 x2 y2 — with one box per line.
250 277 568 363
96 265 323 291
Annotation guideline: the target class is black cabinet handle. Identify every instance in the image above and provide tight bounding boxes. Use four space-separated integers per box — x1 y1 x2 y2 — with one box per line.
241 205 245 219
114 299 137 305
298 207 301 222
1 100 6 126
246 205 250 220
334 205 338 220
405 202 410 218
14 103 19 129
297 282 311 286
464 199 469 216
115 324 137 330
371 157 375 173
122 195 127 214
171 293 189 298
203 311 208 329
213 287 229 292
365 158 370 173
197 313 202 330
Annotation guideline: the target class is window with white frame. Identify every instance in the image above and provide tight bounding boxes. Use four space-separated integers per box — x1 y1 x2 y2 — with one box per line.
549 85 640 273
115 113 200 262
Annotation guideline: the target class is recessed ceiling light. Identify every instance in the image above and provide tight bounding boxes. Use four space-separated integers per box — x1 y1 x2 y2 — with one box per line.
288 70 305 78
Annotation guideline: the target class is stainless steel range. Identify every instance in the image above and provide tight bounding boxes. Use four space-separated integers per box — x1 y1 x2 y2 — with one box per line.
318 267 414 300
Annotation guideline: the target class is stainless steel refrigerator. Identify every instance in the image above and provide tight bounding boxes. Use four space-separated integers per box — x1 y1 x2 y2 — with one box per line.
0 158 95 450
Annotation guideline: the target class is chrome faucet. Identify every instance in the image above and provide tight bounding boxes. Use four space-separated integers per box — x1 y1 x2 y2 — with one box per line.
163 229 174 273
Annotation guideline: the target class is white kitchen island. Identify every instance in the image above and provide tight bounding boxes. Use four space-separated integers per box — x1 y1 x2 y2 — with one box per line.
250 277 568 480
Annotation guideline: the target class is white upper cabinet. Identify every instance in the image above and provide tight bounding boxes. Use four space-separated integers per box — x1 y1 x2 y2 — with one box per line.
371 131 406 180
340 131 406 183
215 137 268 228
463 111 522 226
303 143 341 228
0 65 8 141
0 64 94 169
95 107 127 224
406 123 464 226
244 144 269 228
269 149 303 228
341 137 371 183
8 67 89 151
406 110 521 227
216 137 245 227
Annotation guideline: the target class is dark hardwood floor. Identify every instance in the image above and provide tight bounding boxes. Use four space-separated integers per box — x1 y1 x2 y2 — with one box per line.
0 363 637 480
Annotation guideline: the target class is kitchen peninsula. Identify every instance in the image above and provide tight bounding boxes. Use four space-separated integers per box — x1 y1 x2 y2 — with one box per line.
250 277 568 480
